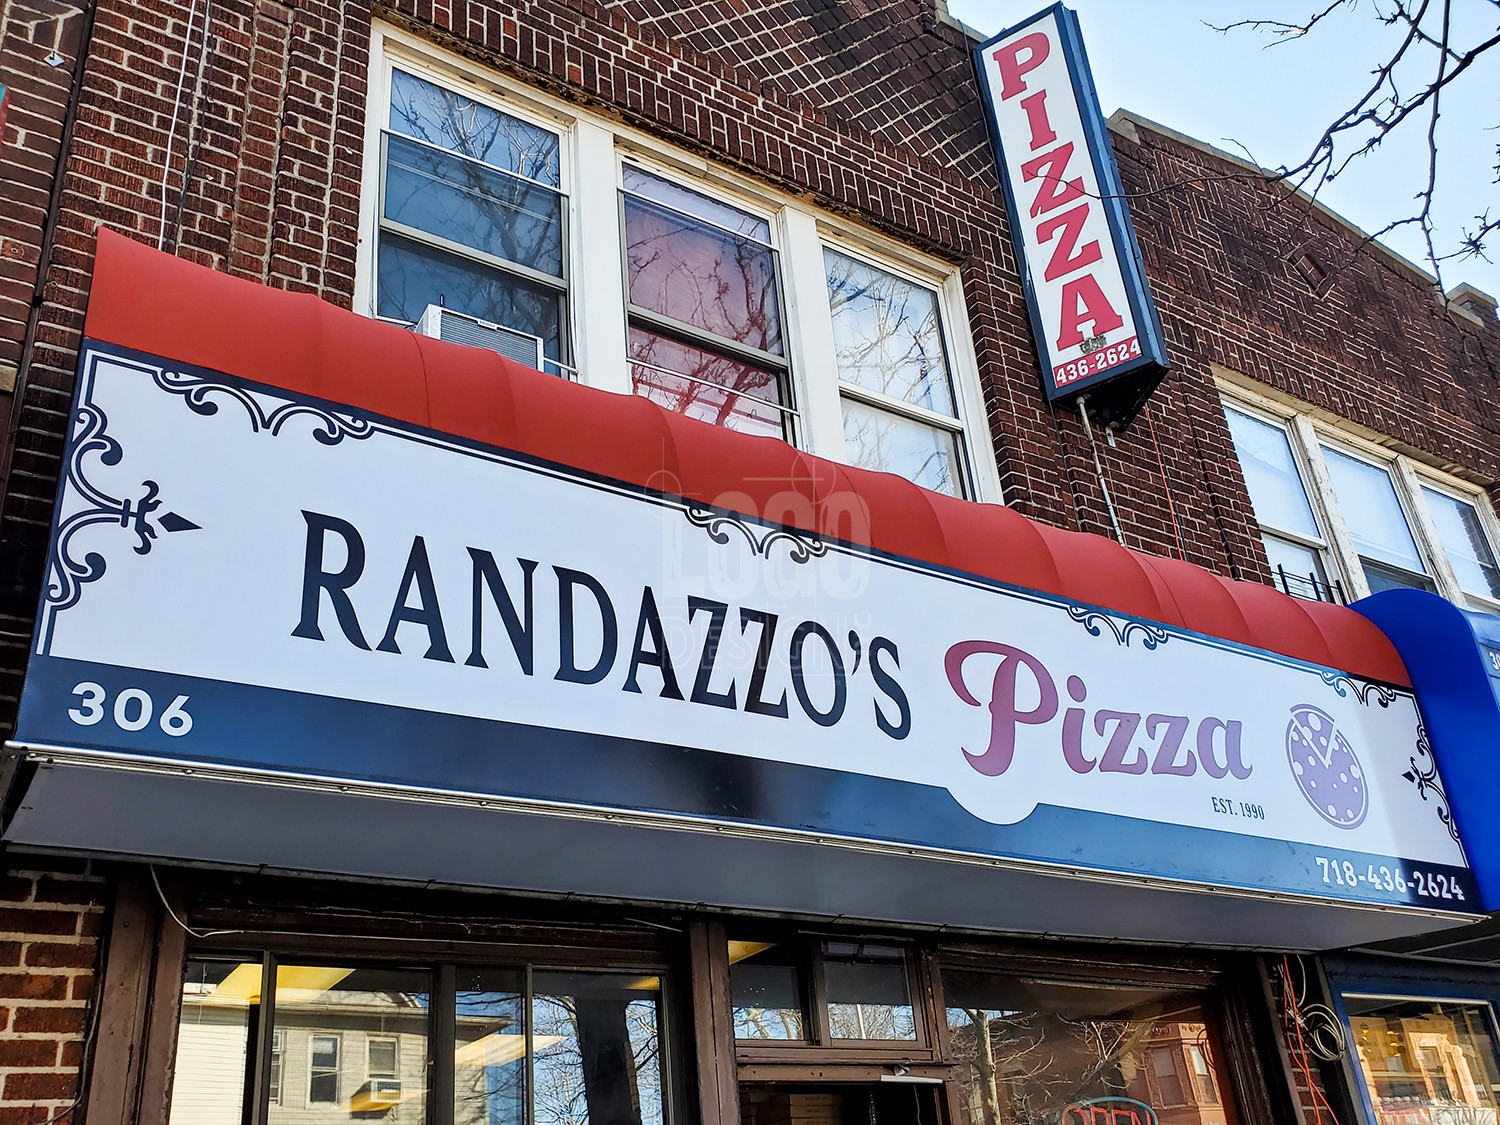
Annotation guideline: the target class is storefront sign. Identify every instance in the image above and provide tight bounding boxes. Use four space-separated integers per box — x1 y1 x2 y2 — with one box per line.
974 4 1168 424
8 337 1473 913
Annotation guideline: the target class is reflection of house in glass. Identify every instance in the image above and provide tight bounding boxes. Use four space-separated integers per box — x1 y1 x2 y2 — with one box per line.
943 974 1233 1125
1348 999 1500 1125
168 961 663 1125
169 962 431 1125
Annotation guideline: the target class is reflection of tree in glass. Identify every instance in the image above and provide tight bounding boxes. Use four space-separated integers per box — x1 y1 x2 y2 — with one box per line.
947 1007 1174 1125
624 196 785 435
380 72 563 356
733 1006 805 1040
532 990 663 1125
454 990 524 1125
841 404 956 495
824 251 951 413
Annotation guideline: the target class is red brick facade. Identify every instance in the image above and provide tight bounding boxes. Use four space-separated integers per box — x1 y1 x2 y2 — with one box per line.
0 864 107 1125
0 1 1496 1123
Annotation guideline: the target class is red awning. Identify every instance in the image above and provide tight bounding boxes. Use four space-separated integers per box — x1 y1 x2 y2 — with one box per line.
82 229 1409 685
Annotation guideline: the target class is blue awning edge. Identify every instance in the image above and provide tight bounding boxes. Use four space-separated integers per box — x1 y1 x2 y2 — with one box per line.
1355 589 1500 911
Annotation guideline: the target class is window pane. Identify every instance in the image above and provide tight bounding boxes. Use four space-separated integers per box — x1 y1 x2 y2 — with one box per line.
842 397 963 497
624 194 783 355
944 972 1237 1125
1223 408 1321 539
1423 487 1500 599
378 233 563 360
1322 447 1427 576
630 327 786 439
1152 1047 1187 1105
385 133 564 277
622 164 769 242
824 942 916 1041
729 940 807 1040
1263 534 1332 600
532 971 664 1125
168 959 261 1125
825 248 955 416
455 969 525 1125
269 965 430 1125
1345 996 1500 1125
369 1037 399 1079
389 69 560 186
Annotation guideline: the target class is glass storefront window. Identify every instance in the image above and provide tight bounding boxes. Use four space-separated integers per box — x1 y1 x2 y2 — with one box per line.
1344 996 1500 1125
168 958 669 1125
455 969 526 1125
531 971 665 1125
269 965 431 1125
169 959 261 1125
824 942 916 1041
943 972 1237 1125
730 941 808 1041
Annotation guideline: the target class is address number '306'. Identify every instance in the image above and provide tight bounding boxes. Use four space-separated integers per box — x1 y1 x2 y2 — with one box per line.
67 682 192 737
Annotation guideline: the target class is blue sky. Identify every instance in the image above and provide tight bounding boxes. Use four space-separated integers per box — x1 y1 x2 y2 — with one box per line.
947 0 1500 301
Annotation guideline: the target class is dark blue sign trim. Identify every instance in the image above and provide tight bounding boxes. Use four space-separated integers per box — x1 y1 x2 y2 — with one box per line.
15 653 1477 912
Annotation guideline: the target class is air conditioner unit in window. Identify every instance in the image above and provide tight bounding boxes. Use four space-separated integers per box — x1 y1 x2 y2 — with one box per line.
416 305 544 371
350 1080 402 1112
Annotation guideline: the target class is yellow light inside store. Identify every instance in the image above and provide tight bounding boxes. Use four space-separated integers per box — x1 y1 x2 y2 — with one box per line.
727 941 775 965
201 964 354 1006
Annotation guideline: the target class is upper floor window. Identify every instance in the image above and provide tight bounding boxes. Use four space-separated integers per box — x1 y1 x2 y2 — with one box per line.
826 249 969 496
622 164 791 440
358 28 1000 501
1222 393 1500 611
377 67 570 375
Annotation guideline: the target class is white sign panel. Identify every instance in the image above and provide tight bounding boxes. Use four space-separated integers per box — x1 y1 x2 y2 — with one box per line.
16 345 1474 911
974 5 1168 404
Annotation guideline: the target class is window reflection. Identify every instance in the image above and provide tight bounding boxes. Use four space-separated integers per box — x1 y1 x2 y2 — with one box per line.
1422 487 1500 602
1322 447 1432 592
943 972 1235 1125
825 248 954 414
268 966 431 1125
169 959 260 1125
624 192 783 355
389 68 560 185
1346 996 1500 1125
532 971 664 1125
824 943 915 1041
842 398 961 497
455 970 525 1125
729 941 807 1041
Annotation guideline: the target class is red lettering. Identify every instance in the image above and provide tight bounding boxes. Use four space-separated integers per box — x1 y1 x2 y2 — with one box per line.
1038 204 1101 282
1020 89 1056 150
946 640 1058 778
992 32 1050 99
1021 143 1085 218
1055 274 1124 350
1095 710 1146 774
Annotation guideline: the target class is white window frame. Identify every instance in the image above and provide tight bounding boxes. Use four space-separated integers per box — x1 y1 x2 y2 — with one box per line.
366 1033 400 1081
1220 378 1500 610
356 23 1003 503
307 1031 342 1105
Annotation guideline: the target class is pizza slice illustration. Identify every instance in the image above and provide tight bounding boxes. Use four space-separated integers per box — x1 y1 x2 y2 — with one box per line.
1287 704 1368 829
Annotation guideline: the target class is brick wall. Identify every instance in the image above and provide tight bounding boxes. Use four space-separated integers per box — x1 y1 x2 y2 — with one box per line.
0 864 107 1125
0 5 1496 1115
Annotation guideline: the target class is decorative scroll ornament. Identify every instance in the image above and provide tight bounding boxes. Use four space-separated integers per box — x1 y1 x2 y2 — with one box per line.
45 402 199 614
1319 671 1399 709
1402 722 1462 843
153 368 374 445
684 504 828 563
1066 605 1170 649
